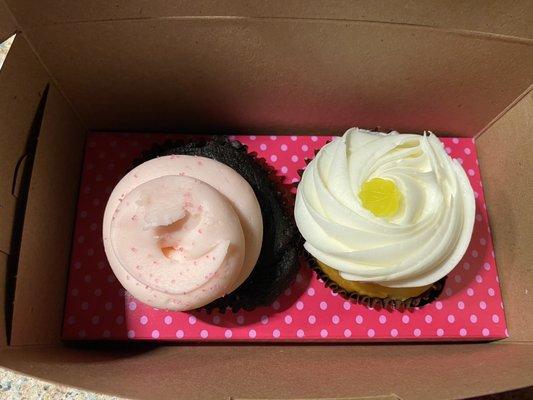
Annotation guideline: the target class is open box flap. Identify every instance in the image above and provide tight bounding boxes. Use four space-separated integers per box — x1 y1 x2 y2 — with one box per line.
9 83 86 346
4 0 533 39
19 19 533 135
0 35 49 346
0 342 532 400
477 89 533 342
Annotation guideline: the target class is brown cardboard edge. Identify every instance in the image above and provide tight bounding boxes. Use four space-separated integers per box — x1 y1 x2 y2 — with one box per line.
5 0 533 39
10 84 87 346
0 342 532 399
476 85 533 139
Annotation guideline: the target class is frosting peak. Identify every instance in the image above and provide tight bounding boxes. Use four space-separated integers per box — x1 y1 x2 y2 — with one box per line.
295 128 475 288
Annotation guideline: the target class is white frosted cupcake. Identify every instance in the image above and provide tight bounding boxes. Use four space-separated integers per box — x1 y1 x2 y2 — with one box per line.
295 128 475 307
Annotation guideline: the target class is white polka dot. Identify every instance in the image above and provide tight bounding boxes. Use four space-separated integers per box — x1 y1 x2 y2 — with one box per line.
355 315 363 324
272 329 281 338
296 329 305 338
81 302 89 310
308 315 316 324
224 329 232 339
164 316 173 325
106 274 115 283
468 169 475 176
77 235 85 244
463 262 470 270
284 287 292 296
261 315 269 325
467 288 475 296
272 300 281 310
270 155 278 162
151 330 160 339
281 166 288 174
301 144 309 151
457 301 465 310
176 330 184 339
379 315 387 324
189 315 197 325
452 138 459 144
413 329 421 337
344 329 352 338
105 302 113 311
445 288 453 297
102 330 111 338
296 301 304 310
492 314 500 323
454 275 462 283
90 315 100 325
480 238 486 246
200 330 209 338
80 211 88 219
320 329 328 338
474 191 479 199
402 315 410 324
280 144 288 151
307 287 315 296
311 136 318 142
284 315 293 324
448 314 455 323
249 135 257 141
67 316 76 325
425 315 433 324
332 315 340 324
248 329 257 339
259 143 267 151
479 301 487 310
210 315 220 325
435 301 443 310
71 288 79 297
390 329 399 337
97 261 105 269
319 301 328 310
87 248 95 256
445 147 451 154
270 135 277 141
475 275 483 284
343 301 351 310
127 330 135 339
94 288 102 297
459 328 467 336
115 315 124 325
128 301 137 311
367 329 376 338
140 315 148 325
482 328 490 337
476 214 482 222
464 147 471 155
483 262 491 271
470 314 478 323
437 328 445 336
236 315 245 324
488 288 495 296
471 250 478 258
290 136 298 141
456 157 463 164
291 155 299 163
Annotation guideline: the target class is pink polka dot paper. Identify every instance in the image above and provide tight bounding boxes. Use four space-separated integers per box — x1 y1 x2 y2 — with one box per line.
62 133 507 342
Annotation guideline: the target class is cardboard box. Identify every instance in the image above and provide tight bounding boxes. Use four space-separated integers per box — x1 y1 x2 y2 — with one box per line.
0 2 532 399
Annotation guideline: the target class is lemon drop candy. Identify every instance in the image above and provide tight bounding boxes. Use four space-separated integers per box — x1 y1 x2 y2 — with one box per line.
358 177 402 218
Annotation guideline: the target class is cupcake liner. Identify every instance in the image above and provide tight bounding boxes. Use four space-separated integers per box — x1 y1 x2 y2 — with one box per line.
304 251 446 310
133 135 303 313
296 140 445 310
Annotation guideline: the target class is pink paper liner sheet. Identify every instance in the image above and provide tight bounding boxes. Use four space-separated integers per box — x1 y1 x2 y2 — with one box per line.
62 133 507 342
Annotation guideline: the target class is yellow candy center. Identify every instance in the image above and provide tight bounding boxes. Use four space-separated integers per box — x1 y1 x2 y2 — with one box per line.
358 177 402 218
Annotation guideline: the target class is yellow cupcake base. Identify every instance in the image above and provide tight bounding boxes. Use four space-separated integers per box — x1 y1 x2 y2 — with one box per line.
316 261 432 301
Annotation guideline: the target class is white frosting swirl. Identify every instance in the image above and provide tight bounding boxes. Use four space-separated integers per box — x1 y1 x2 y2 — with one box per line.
295 128 475 288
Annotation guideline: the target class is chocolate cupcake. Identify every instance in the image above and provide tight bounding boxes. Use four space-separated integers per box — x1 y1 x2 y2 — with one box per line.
295 128 475 309
103 136 300 313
